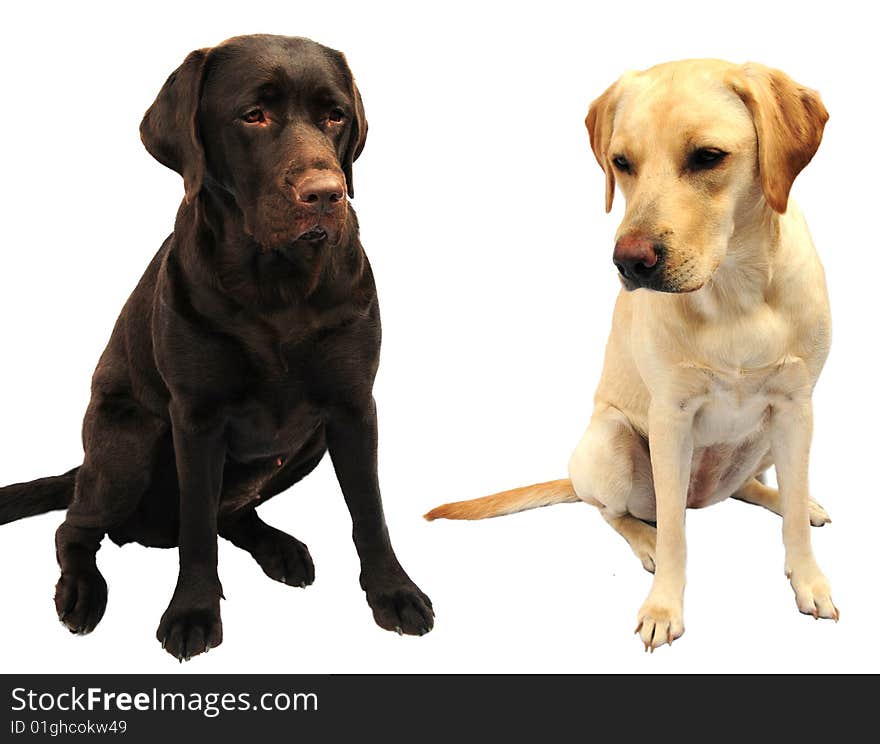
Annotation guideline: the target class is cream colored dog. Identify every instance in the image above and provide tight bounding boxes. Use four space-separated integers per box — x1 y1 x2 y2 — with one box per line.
426 59 837 651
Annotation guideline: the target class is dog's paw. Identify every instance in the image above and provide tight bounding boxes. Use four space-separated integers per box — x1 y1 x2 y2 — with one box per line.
636 550 656 574
635 595 684 652
366 582 434 637
787 565 838 621
156 601 222 661
808 499 831 527
253 532 315 588
628 527 657 574
55 570 107 635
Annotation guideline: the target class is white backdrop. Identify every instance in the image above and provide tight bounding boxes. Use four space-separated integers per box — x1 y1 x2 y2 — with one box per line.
0 0 877 674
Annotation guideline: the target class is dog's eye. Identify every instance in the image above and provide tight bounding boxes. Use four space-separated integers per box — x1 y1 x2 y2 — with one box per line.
611 155 632 174
689 148 728 170
242 108 266 124
326 109 345 124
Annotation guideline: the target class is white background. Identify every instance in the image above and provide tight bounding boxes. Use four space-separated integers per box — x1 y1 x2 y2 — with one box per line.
0 0 877 674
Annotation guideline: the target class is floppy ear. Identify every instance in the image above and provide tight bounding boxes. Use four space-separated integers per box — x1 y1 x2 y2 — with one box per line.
140 49 211 204
342 81 368 199
728 63 828 213
585 80 621 213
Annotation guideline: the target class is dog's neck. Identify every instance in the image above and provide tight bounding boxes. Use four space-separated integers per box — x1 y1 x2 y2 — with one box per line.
172 187 366 312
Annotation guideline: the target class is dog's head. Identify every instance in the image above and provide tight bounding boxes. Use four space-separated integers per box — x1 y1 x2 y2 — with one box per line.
586 59 827 293
140 35 367 252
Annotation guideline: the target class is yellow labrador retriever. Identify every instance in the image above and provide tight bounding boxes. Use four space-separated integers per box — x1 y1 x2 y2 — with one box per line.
426 59 836 651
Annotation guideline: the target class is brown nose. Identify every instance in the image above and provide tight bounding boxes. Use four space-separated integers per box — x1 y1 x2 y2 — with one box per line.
294 173 345 213
613 233 663 287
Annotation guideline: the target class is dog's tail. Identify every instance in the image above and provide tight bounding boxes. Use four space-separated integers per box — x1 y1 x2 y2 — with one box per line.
424 478 579 521
0 467 79 526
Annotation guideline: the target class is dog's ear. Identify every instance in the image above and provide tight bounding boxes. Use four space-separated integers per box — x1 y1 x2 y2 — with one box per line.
140 49 211 204
729 63 828 213
585 80 621 213
342 80 368 199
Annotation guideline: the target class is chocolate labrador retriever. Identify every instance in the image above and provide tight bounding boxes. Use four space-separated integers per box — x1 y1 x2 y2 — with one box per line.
0 34 433 660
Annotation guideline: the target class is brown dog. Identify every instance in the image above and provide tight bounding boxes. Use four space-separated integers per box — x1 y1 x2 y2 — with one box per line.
427 59 834 651
0 34 433 660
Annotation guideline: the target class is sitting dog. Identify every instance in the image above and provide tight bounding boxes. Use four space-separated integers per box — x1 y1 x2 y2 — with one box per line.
426 59 834 651
0 34 433 660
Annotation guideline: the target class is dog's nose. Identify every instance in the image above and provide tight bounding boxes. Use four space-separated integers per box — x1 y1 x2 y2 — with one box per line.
613 234 663 286
294 174 345 213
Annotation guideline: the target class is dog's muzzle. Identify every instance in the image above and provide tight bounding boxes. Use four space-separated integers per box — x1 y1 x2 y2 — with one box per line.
288 171 347 245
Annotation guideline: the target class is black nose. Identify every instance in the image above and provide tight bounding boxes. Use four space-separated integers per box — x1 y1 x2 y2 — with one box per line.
613 233 664 286
294 173 345 213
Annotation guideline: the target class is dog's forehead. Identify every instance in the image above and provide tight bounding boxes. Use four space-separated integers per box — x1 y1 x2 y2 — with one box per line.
205 36 349 102
614 63 753 148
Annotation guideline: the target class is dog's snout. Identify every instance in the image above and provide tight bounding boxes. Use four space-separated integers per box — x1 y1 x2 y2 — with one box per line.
293 173 345 213
613 234 664 287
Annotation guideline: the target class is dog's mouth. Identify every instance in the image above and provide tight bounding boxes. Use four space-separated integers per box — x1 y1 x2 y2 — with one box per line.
619 275 705 294
264 225 335 262
250 208 345 258
296 227 328 242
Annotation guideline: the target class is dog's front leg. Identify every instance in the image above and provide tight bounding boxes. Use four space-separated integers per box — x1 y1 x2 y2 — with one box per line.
637 402 694 651
156 402 225 660
770 393 838 620
326 399 434 636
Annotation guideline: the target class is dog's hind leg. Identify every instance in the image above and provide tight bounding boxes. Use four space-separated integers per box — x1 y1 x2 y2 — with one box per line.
54 395 166 634
569 404 659 572
732 478 831 527
220 509 315 587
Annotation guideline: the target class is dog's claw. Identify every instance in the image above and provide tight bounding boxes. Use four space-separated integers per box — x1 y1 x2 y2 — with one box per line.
394 626 403 636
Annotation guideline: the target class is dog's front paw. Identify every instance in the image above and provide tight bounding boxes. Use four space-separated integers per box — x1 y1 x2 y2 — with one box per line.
787 564 838 620
368 585 434 636
55 569 108 635
253 531 315 588
364 576 434 637
157 597 223 661
636 594 684 652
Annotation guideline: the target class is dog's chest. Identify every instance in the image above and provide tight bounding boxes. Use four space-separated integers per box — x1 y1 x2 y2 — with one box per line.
688 355 806 443
225 377 322 463
690 372 772 447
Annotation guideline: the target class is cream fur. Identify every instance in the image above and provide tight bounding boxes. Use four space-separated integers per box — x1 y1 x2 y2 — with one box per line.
427 59 837 651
